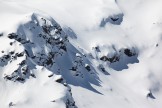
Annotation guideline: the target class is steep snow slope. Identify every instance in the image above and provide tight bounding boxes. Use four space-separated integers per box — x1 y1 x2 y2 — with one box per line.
0 12 78 108
0 0 162 108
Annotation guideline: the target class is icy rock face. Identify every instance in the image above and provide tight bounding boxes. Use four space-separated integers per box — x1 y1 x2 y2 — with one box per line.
16 13 68 68
2 13 69 82
92 45 139 71
0 13 105 108
0 13 77 108
1 12 99 88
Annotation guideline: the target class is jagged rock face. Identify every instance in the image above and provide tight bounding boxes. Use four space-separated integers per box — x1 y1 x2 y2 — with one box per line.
0 13 77 108
0 12 155 108
1 0 162 108
92 45 139 71
6 13 97 83
15 13 68 67
1 13 69 82
1 12 99 89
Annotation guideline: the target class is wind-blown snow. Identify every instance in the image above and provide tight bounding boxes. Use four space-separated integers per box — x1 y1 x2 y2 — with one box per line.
0 0 162 108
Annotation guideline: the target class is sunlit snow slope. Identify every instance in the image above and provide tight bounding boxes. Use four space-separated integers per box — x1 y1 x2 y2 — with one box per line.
0 0 162 108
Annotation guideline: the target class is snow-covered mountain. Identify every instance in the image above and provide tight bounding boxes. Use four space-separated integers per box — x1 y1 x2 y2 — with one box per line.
0 0 162 108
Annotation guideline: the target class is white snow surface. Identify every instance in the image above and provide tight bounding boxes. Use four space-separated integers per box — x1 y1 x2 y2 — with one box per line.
0 0 162 108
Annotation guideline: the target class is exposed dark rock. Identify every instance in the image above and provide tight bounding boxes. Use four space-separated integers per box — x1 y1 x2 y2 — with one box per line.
17 38 22 42
111 17 119 21
51 100 56 102
25 50 30 57
10 51 15 55
19 60 26 66
31 56 36 59
55 27 62 34
46 58 53 66
147 91 156 99
55 77 63 83
8 33 18 39
4 75 13 80
124 49 136 57
30 73 36 78
108 55 120 63
0 33 3 37
100 13 124 27
10 42 13 46
69 67 77 71
3 54 10 59
17 52 24 57
63 83 68 87
9 102 15 107
100 66 106 72
100 56 108 61
100 55 119 63
48 74 53 78
85 64 91 71
98 64 110 75
60 45 67 52
75 74 79 76
94 46 101 52
42 25 50 34
22 40 31 44
65 99 76 108
16 77 25 82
